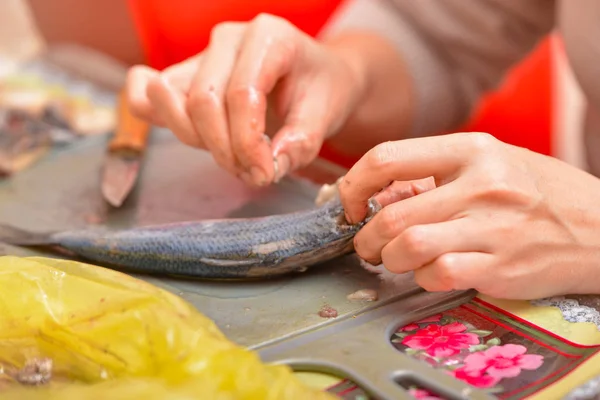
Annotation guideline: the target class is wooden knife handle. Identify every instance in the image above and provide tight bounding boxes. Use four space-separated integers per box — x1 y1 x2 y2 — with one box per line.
108 89 150 153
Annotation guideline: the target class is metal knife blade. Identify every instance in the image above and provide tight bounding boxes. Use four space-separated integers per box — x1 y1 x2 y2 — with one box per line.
101 151 142 207
100 89 150 207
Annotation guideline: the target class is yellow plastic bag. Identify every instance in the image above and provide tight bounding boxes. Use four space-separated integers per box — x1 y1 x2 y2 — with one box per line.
0 256 335 399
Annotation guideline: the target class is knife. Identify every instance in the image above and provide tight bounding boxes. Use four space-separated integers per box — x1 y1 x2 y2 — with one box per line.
101 89 150 207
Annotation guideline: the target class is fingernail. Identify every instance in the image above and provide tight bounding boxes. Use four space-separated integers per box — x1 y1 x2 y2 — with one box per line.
250 166 267 186
274 154 290 183
369 198 382 215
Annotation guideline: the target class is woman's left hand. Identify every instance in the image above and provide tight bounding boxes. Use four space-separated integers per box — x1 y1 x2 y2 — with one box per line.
339 132 600 300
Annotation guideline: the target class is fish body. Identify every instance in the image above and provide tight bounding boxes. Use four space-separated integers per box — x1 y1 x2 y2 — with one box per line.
0 197 379 280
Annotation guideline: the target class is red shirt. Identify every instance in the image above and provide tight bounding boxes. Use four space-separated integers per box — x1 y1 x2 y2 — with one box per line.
126 0 552 166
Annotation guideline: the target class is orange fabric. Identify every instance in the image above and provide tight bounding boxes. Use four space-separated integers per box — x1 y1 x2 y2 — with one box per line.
126 1 553 168
460 38 553 157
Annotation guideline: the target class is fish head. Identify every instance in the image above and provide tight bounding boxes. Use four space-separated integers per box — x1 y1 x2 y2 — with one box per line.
330 197 382 234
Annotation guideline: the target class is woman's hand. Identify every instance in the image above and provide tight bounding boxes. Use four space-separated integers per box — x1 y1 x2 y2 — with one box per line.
339 132 600 300
125 14 369 186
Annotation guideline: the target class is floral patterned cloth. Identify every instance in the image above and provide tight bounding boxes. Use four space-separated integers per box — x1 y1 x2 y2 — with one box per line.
391 312 546 397
323 297 600 400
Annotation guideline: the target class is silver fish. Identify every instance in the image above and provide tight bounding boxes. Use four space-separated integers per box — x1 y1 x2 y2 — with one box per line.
0 184 380 280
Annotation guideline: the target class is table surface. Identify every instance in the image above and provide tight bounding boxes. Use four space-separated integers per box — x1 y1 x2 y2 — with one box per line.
2 46 600 400
0 128 435 350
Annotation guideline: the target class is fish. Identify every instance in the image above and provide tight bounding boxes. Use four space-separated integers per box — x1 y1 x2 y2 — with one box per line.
0 183 380 280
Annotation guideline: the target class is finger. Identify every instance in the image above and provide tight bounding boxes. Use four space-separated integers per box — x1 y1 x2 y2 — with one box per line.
270 53 367 181
161 54 202 91
380 218 491 274
270 73 344 180
126 65 161 123
353 182 464 264
339 132 496 223
373 177 436 207
226 19 297 186
146 75 205 148
413 252 495 292
126 57 202 126
270 115 327 182
186 23 245 176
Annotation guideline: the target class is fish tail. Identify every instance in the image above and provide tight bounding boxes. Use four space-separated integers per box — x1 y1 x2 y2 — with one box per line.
0 224 56 246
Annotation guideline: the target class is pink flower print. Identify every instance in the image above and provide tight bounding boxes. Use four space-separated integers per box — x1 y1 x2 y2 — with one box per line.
399 314 443 332
451 366 501 389
463 344 543 379
408 388 442 399
402 322 480 358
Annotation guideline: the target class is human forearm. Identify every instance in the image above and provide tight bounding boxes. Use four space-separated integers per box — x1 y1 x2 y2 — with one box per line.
316 0 556 158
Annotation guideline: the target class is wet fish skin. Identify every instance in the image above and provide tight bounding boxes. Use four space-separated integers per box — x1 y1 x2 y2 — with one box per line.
0 198 380 280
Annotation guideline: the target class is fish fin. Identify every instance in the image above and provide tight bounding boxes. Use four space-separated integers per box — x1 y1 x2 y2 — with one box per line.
199 257 263 267
0 224 56 246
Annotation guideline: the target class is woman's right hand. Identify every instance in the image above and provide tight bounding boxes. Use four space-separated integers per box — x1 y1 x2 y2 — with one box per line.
125 14 369 186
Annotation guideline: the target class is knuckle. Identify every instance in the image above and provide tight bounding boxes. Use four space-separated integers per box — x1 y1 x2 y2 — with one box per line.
380 245 394 270
253 13 287 28
210 22 240 41
187 89 219 116
464 131 498 153
226 85 264 108
400 226 428 257
250 14 297 56
473 170 534 207
381 244 404 273
365 141 397 171
434 254 461 290
376 207 404 239
354 235 377 264
482 178 515 200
